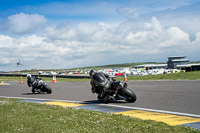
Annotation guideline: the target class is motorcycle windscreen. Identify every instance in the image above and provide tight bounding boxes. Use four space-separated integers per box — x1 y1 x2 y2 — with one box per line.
92 72 108 86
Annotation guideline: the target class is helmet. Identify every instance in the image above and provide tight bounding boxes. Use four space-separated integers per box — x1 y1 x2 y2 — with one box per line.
89 70 94 76
27 74 31 78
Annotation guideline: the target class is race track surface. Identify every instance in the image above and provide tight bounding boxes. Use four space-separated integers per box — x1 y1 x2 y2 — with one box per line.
1 80 200 115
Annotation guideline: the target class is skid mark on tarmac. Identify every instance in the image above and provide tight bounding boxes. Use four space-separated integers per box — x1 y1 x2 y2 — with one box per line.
13 98 200 130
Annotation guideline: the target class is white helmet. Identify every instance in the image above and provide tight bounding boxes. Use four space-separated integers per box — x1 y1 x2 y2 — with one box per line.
27 74 31 78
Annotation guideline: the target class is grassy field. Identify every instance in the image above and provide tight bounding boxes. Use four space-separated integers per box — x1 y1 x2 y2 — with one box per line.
116 71 200 81
1 71 200 82
0 98 199 133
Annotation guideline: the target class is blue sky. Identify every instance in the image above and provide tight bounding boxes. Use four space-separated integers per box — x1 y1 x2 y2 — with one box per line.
0 0 200 71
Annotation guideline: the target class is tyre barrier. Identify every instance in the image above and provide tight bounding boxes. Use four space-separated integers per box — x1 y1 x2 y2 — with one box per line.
0 73 90 79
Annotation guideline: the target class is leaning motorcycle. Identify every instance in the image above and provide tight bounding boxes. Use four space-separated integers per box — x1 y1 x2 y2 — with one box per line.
31 79 52 94
27 76 52 94
90 72 137 103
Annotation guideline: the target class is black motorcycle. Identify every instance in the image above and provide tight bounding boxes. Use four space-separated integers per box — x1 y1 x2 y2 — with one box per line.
90 72 137 103
27 75 52 94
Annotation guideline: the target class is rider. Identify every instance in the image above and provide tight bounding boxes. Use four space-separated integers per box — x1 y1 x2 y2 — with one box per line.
27 74 42 93
27 74 35 87
89 70 119 101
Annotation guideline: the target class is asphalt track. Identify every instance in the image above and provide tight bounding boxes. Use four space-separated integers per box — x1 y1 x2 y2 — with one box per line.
1 80 200 129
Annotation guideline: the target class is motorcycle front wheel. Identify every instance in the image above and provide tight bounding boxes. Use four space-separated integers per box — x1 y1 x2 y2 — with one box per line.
118 87 137 103
43 85 52 94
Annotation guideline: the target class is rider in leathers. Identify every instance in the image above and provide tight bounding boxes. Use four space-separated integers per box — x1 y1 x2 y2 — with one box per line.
27 74 42 93
89 70 119 101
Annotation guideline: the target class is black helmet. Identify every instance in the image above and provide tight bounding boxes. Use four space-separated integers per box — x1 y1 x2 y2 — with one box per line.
89 70 94 76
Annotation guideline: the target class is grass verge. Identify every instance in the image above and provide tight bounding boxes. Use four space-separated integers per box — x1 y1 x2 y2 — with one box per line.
0 98 199 133
116 71 200 81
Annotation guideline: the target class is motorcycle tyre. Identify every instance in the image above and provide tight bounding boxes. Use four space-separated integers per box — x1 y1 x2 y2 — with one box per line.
118 87 137 103
44 85 52 94
32 88 36 94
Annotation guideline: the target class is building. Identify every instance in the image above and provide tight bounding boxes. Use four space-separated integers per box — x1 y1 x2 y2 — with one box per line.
177 63 200 71
167 56 190 69
134 64 167 70
134 56 199 72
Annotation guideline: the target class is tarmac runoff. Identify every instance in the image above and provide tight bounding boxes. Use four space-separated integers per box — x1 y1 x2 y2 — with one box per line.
1 96 199 130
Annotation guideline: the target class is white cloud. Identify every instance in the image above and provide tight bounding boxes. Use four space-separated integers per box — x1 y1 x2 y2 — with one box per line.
3 13 47 34
144 23 152 29
77 23 101 35
167 27 189 41
151 17 163 32
0 35 13 48
14 35 46 46
0 58 10 64
194 32 200 43
1 15 200 71
45 25 77 40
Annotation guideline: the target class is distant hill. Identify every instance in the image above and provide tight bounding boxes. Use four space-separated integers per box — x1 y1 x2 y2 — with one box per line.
15 62 164 73
75 62 165 70
14 61 200 73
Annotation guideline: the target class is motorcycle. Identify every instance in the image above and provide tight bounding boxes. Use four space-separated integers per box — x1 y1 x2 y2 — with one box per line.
90 72 137 103
27 75 52 94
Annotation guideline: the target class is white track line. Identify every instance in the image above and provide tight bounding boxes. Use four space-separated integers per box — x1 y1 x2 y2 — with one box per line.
1 96 200 118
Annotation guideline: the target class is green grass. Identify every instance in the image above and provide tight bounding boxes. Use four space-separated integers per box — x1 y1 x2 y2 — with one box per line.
0 98 199 133
116 71 200 81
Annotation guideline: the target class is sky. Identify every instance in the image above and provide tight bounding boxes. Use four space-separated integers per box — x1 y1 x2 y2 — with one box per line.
0 0 200 71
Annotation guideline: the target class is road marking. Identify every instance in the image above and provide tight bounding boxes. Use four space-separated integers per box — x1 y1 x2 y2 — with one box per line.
1 96 200 117
0 82 10 85
113 110 200 126
43 101 85 107
98 104 200 118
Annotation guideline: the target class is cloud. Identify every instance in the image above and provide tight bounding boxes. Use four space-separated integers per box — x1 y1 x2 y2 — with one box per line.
117 7 139 20
195 32 200 42
0 58 10 65
167 27 189 42
0 15 200 71
0 13 47 34
0 35 13 48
